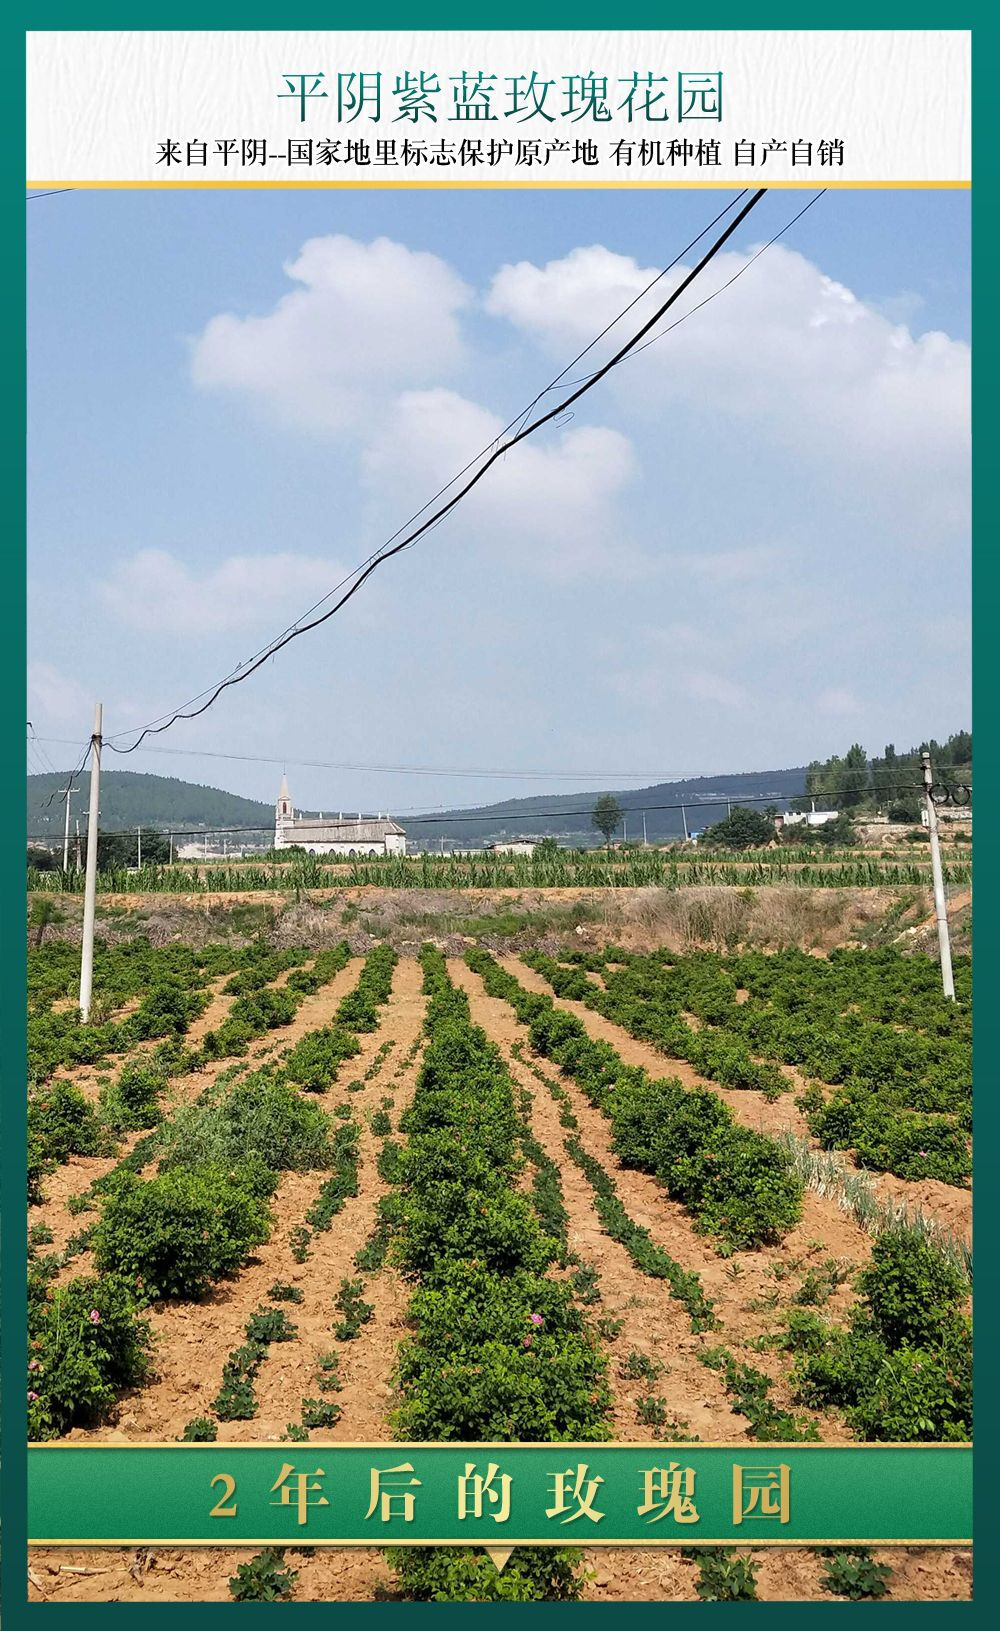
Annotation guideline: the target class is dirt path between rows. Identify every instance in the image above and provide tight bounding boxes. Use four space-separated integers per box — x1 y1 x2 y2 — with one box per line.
27 954 971 1604
459 961 971 1604
455 961 750 1446
30 961 366 1261
29 958 429 1605
455 962 857 1429
503 957 971 1244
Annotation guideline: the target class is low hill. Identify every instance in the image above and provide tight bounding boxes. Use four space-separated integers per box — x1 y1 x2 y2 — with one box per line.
412 768 808 847
27 766 810 847
27 772 275 838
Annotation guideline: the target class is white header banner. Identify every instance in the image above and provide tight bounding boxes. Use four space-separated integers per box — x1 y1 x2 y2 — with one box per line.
27 30 971 186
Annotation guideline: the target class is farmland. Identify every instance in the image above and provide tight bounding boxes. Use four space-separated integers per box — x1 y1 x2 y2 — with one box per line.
26 893 971 1603
28 841 972 898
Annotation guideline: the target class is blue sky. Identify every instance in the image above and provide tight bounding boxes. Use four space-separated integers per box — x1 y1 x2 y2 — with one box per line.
27 187 971 818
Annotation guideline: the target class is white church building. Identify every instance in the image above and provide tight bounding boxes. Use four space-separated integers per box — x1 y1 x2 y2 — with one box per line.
274 777 407 856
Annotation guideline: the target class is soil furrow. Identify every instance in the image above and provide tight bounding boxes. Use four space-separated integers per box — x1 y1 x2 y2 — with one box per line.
453 960 748 1444
30 960 367 1256
504 955 970 1242
455 961 859 1439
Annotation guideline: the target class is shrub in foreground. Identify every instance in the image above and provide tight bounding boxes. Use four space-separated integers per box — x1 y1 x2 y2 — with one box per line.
790 1229 972 1441
93 1165 271 1300
157 1071 336 1180
388 1547 584 1602
99 1057 167 1132
28 1273 151 1440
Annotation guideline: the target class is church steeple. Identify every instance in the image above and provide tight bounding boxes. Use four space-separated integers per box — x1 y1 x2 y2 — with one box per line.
276 774 293 826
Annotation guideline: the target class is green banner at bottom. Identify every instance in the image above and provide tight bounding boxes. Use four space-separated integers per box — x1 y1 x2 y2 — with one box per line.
29 1443 971 1547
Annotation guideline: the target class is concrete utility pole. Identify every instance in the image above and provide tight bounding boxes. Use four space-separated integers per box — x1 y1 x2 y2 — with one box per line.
74 818 81 870
79 703 103 1022
137 826 142 869
681 804 690 840
62 777 80 871
922 751 955 1000
642 810 648 846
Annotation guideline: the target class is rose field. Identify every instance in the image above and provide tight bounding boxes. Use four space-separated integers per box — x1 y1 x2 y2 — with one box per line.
25 906 972 1603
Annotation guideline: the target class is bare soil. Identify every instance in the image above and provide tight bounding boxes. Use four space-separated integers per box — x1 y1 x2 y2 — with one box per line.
500 956 971 1243
26 928 973 1603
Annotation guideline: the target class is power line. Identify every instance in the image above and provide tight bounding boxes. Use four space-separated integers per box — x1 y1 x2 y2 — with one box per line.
27 734 809 785
543 190 826 394
25 782 971 844
26 188 75 201
89 188 770 767
40 192 746 803
27 722 59 777
85 189 752 766
29 733 970 787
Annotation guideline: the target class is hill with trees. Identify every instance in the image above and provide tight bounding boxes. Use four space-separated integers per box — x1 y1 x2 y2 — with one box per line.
797 733 971 823
27 732 970 853
27 772 275 839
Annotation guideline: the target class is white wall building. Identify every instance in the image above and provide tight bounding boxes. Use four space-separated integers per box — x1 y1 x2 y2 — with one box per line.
274 777 406 856
778 809 841 829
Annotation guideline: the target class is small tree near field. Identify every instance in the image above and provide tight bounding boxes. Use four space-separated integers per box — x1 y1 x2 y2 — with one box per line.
703 806 775 850
592 794 624 849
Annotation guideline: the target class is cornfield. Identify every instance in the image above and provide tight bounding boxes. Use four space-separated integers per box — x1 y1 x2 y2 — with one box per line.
27 852 972 894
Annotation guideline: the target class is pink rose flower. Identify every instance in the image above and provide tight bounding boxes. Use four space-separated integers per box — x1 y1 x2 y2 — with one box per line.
88 1309 101 1324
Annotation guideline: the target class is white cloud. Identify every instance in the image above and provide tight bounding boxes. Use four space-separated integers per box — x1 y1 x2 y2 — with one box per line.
648 621 720 658
682 669 748 708
362 387 640 577
28 662 90 724
487 244 653 347
487 241 970 543
817 687 861 716
191 235 471 433
682 545 780 583
98 547 349 635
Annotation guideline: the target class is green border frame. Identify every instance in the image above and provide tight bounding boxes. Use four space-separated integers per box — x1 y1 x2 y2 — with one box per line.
5 5 988 1622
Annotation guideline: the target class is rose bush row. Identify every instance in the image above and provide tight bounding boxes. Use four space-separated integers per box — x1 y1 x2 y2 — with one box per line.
386 948 605 1600
465 949 802 1252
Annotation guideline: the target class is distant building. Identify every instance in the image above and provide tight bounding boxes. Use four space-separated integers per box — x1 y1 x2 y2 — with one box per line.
775 809 840 830
176 840 265 859
274 777 406 856
484 839 538 856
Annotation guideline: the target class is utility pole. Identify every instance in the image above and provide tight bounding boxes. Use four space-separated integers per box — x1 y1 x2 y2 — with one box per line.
136 826 142 869
61 776 80 871
169 832 174 864
681 804 689 841
74 818 81 869
922 751 955 1000
79 703 102 1023
642 810 647 846
623 812 628 843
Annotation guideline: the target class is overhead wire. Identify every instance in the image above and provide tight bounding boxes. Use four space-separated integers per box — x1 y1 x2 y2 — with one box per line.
27 733 966 788
24 780 973 846
93 188 752 759
538 189 826 393
95 187 771 764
